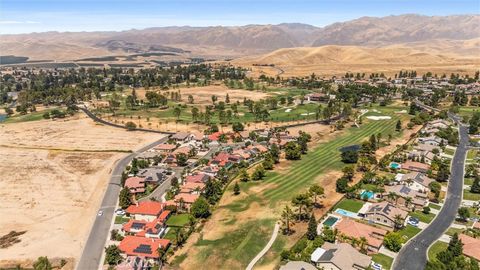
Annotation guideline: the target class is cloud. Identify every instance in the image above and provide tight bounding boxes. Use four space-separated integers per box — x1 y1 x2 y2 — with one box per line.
0 20 40 24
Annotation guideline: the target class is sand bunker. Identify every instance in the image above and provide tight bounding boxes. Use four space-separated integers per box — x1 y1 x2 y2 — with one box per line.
366 116 392 120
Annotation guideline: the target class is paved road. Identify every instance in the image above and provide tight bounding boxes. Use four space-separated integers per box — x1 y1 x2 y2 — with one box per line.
76 136 169 270
246 223 280 270
393 119 469 270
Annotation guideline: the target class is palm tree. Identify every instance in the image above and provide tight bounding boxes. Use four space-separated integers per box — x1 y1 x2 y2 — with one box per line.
359 237 368 254
405 197 413 208
291 193 313 220
404 178 414 187
351 237 359 248
387 192 397 204
157 247 167 268
393 214 404 231
281 205 295 234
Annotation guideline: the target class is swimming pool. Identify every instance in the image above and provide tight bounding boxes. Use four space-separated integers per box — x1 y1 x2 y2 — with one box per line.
334 208 358 218
322 216 339 227
389 162 401 169
360 190 375 200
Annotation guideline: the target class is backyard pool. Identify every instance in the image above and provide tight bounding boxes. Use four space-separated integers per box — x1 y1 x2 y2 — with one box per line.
389 162 401 169
334 208 358 218
322 216 339 227
360 190 375 200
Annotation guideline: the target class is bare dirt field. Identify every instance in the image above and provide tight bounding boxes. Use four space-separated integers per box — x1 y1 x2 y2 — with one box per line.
0 115 162 268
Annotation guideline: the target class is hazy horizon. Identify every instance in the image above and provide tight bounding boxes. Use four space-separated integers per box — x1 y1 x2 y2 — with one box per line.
0 0 479 34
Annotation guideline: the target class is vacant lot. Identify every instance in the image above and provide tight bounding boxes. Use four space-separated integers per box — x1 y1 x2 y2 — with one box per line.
0 116 162 267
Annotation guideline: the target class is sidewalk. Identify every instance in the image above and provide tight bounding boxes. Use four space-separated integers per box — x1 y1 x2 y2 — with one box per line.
379 246 397 258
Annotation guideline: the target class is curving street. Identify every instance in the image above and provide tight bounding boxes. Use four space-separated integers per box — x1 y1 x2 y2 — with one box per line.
393 118 469 270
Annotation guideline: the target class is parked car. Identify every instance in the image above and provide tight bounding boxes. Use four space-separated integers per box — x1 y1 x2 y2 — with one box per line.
407 216 419 226
97 210 103 216
371 262 383 270
115 209 125 216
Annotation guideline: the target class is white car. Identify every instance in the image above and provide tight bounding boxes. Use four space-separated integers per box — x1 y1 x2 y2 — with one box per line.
115 209 125 216
371 262 383 270
97 210 103 216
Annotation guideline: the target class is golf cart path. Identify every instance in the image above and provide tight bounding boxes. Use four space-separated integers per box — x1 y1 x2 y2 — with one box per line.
246 222 280 270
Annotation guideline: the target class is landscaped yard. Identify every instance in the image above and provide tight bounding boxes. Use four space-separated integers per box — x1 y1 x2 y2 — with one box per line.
428 241 448 261
332 199 365 213
114 216 130 224
428 203 441 210
409 211 436 223
371 253 394 270
464 177 474 186
463 190 480 201
443 148 455 156
445 227 464 236
398 225 422 243
166 213 192 227
467 149 478 160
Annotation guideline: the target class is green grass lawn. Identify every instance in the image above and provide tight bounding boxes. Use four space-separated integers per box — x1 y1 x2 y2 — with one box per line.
185 110 409 268
163 227 177 240
398 225 422 243
371 253 394 270
465 178 474 186
428 203 442 210
463 190 480 201
445 227 464 236
166 213 192 227
409 211 436 223
467 149 478 160
3 108 61 123
114 216 130 224
332 199 365 213
428 241 448 261
444 148 455 156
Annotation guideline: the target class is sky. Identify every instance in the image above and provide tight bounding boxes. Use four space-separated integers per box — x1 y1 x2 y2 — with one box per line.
0 0 478 34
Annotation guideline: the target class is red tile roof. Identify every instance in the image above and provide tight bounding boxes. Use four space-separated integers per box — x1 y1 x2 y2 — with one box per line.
459 234 480 261
181 182 205 193
208 132 223 141
158 210 171 222
185 173 210 183
119 236 170 258
335 218 388 249
154 144 177 151
124 177 145 191
174 193 200 204
126 201 164 216
401 161 430 172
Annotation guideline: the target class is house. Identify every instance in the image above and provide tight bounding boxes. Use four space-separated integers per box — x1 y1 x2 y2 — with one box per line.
170 132 193 143
126 201 164 221
384 185 428 209
279 261 317 270
137 168 168 184
310 242 371 270
172 145 192 156
184 173 210 183
192 132 205 142
154 143 177 153
408 150 437 164
417 136 444 146
174 193 199 210
363 201 408 228
248 144 269 154
334 218 387 252
400 172 434 192
305 93 329 102
401 161 430 173
459 234 480 261
124 177 146 194
427 119 450 129
119 236 170 261
208 131 224 141
210 152 243 168
122 211 171 238
180 182 205 194
414 143 440 153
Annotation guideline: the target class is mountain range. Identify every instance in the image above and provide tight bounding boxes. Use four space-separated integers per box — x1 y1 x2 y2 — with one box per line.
0 14 479 63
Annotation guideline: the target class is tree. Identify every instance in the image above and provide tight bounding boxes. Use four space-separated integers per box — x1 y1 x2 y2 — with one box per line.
383 232 402 252
104 245 122 265
307 214 317 240
285 141 301 160
423 206 431 214
393 214 404 231
33 256 52 270
188 94 194 104
396 120 402 131
119 187 131 209
239 169 250 182
341 150 358 163
336 177 349 193
232 122 244 132
251 165 266 180
157 247 167 267
191 197 211 218
309 184 324 207
176 153 188 166
322 226 336 243
342 165 355 181
291 193 312 220
429 181 442 201
125 121 137 131
471 175 480 194
225 93 230 103
281 205 295 235
191 107 199 122
173 106 182 120
458 207 470 222
436 161 450 182
233 182 240 195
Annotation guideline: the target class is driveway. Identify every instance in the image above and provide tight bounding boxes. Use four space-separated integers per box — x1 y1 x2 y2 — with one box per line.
392 121 469 270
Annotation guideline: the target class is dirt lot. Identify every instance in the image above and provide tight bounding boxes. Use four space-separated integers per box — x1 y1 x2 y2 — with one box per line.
0 115 162 267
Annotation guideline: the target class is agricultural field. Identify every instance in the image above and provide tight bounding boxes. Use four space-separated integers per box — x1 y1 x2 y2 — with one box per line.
176 106 413 269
